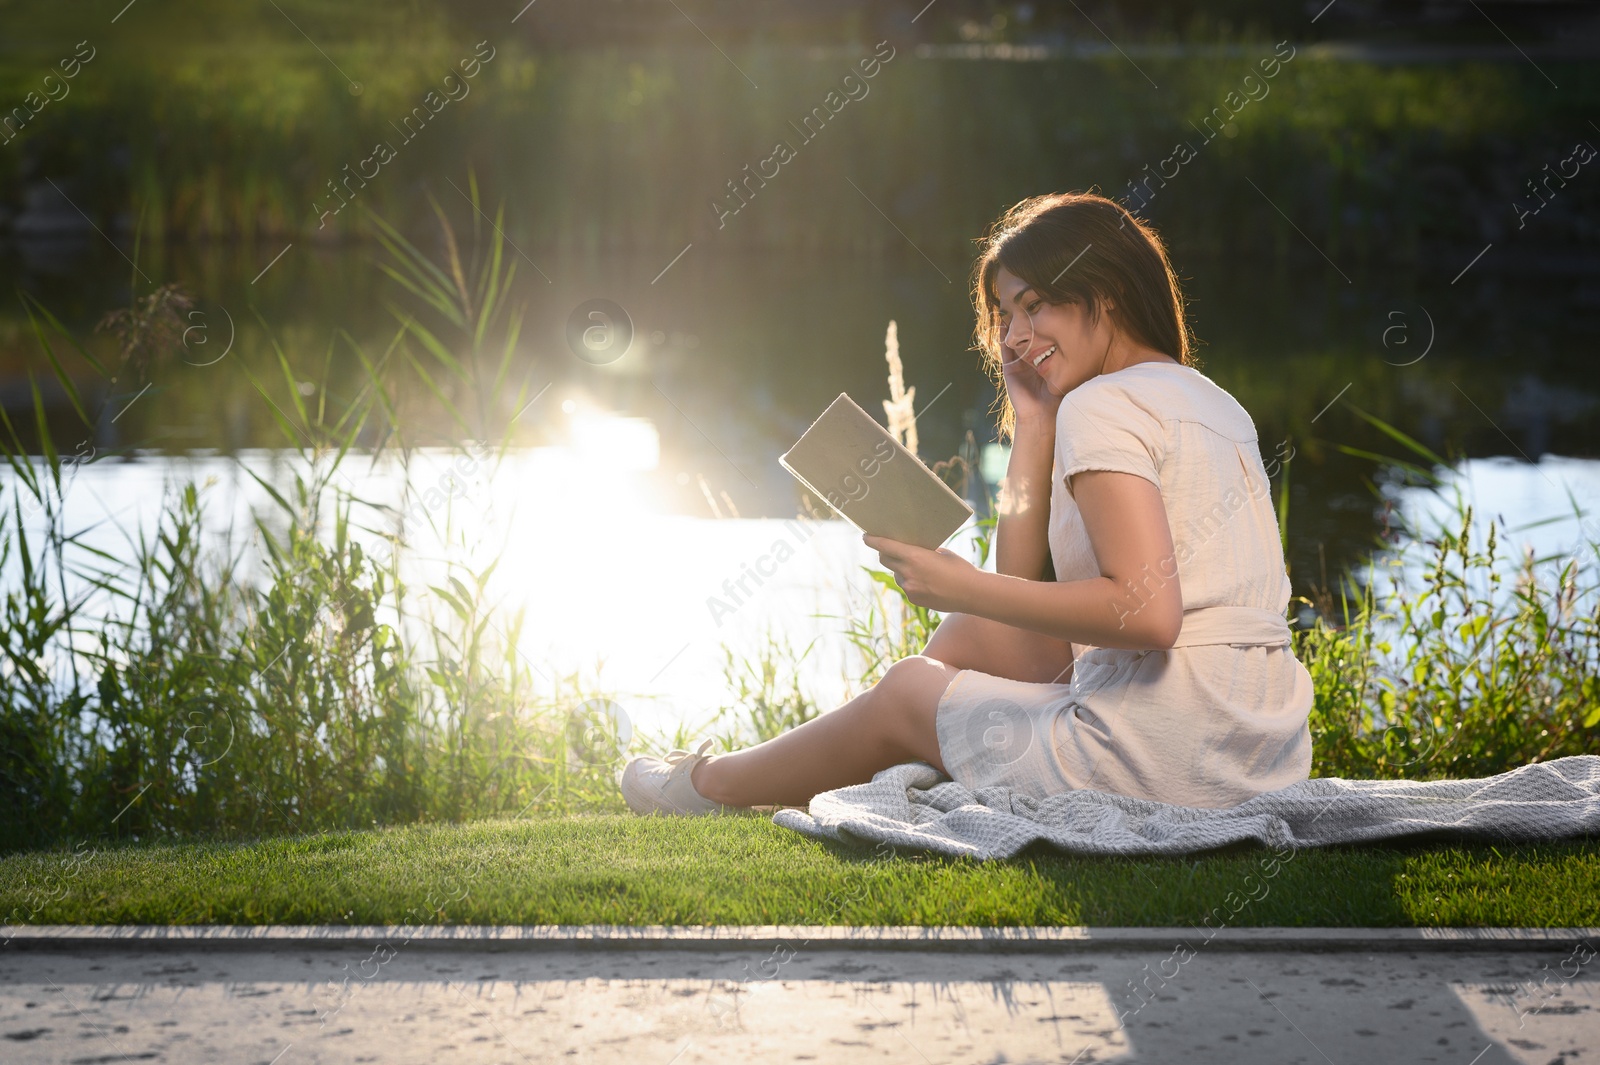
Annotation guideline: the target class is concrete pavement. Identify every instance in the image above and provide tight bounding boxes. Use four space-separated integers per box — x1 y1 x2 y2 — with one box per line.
1 925 1596 1063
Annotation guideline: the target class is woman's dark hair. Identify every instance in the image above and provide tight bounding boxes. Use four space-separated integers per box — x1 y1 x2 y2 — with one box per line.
970 190 1199 443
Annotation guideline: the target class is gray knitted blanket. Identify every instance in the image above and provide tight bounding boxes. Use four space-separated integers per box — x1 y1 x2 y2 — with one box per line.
770 756 1600 859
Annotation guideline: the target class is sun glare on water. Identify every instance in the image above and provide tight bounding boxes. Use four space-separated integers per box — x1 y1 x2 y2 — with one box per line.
457 402 870 735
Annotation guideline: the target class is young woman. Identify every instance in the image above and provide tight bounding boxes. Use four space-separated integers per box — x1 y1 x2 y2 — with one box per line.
621 190 1313 816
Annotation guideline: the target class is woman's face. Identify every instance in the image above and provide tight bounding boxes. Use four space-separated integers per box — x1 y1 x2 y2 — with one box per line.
992 266 1113 397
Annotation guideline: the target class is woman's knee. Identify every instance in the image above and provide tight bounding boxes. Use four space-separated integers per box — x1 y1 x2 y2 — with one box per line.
874 655 959 759
881 654 959 699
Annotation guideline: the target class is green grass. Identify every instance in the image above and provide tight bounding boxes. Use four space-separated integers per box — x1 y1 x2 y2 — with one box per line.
3 817 1597 928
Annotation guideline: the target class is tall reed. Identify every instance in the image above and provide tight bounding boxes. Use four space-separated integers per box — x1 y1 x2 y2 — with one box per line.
0 194 635 855
1291 414 1599 778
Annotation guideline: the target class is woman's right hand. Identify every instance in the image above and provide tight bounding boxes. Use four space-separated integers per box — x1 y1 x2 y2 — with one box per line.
1000 345 1065 431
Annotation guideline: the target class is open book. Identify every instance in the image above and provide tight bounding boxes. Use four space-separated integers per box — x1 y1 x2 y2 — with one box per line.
779 392 975 550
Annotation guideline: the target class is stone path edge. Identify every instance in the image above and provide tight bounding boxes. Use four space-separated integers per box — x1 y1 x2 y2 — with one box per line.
4 925 1597 953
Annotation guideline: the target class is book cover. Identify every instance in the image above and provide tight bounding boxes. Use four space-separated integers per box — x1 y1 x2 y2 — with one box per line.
779 392 975 550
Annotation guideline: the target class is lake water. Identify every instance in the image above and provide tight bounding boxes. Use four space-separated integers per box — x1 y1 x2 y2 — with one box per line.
1 240 1596 736
4 441 1595 739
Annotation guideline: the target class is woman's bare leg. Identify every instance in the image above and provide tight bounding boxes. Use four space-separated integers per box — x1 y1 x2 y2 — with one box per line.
690 655 961 809
689 611 1074 809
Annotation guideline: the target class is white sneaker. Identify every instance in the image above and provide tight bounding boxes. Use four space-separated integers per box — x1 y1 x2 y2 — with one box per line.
620 739 734 816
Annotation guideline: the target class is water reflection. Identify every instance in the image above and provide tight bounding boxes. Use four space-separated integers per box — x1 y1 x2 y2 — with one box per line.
2 240 1597 615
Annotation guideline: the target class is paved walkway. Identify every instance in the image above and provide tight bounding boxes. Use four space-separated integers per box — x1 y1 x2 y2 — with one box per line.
1 926 1596 1063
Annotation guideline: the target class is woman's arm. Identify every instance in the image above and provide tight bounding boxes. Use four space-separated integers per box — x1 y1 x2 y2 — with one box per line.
993 418 1057 582
958 469 1184 649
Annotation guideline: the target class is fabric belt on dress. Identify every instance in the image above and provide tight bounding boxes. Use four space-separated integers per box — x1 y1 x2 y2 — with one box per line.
1169 605 1293 648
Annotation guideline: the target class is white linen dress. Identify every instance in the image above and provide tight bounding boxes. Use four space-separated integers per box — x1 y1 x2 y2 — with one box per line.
933 362 1314 809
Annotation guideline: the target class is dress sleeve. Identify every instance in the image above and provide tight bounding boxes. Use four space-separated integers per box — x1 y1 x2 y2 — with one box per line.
1055 381 1166 492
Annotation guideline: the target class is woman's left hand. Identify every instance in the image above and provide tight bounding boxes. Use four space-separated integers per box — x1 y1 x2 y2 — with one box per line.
861 533 980 614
